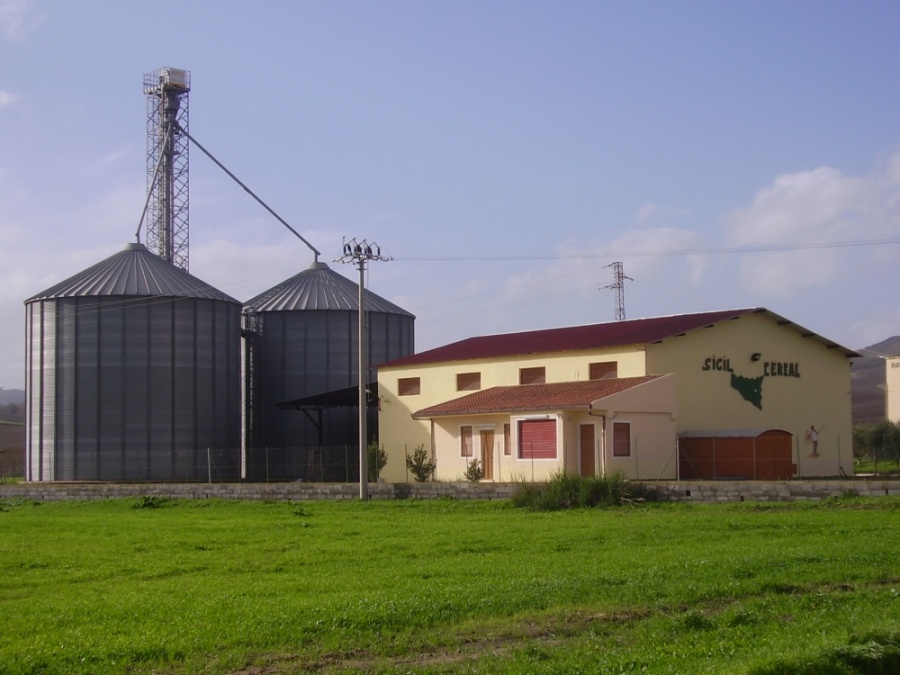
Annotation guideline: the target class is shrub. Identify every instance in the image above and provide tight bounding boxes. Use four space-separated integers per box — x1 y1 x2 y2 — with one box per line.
406 445 436 482
132 495 169 510
511 472 657 511
367 441 388 481
464 459 484 482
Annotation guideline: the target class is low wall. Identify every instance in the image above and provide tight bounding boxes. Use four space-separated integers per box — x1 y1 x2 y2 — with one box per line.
1 478 898 503
653 479 900 502
0 481 516 502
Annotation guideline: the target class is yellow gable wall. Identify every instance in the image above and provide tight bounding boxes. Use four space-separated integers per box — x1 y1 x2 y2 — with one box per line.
587 374 678 480
377 348 647 482
886 357 900 423
645 312 854 476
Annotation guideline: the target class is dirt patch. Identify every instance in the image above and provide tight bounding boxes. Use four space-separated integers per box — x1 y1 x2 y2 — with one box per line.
227 608 656 674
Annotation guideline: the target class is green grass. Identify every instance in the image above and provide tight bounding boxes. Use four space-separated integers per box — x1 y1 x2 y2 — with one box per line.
0 496 898 673
854 458 900 475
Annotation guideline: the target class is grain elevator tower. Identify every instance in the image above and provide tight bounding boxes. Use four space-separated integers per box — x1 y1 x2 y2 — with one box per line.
143 67 191 270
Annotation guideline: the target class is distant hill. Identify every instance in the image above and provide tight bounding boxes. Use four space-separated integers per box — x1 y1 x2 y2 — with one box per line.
850 336 900 425
0 389 24 406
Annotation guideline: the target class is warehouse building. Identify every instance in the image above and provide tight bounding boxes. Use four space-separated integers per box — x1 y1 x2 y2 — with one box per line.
376 308 857 482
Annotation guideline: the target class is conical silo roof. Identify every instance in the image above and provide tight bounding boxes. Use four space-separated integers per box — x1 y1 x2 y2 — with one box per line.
26 242 239 303
243 261 414 316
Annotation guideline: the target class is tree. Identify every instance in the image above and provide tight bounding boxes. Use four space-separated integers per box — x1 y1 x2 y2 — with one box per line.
464 458 484 482
405 445 436 482
853 421 900 465
367 441 387 482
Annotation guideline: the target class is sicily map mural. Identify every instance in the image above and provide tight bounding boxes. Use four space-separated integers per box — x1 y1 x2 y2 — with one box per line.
702 356 801 410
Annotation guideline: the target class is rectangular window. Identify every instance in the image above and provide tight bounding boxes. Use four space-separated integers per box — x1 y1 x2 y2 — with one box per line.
518 419 557 459
456 372 481 391
461 425 473 457
503 423 511 456
397 377 420 396
589 361 617 380
613 421 631 457
519 366 546 385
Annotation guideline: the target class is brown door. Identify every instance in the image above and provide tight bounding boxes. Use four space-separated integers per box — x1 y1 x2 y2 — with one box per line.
480 429 494 480
580 424 595 477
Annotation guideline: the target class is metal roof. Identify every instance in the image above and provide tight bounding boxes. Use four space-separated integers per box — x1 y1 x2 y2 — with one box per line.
26 242 239 303
380 308 858 368
413 375 665 418
277 382 379 410
243 261 414 315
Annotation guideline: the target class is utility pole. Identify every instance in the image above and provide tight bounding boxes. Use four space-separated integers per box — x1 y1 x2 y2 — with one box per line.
602 261 632 321
336 238 392 500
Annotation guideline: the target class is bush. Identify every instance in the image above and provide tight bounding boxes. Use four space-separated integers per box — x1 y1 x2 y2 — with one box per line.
511 472 657 511
406 445 436 482
132 495 169 510
367 441 387 481
464 459 484 482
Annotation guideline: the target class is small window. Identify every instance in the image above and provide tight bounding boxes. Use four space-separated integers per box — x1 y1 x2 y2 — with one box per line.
461 425 473 457
503 423 511 456
589 362 617 380
519 367 545 385
613 421 631 457
457 372 481 391
398 377 420 396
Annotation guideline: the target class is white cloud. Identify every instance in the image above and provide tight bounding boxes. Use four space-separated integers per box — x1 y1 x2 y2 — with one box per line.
0 90 20 108
634 202 690 224
0 0 44 41
605 227 708 284
737 248 838 297
724 155 900 296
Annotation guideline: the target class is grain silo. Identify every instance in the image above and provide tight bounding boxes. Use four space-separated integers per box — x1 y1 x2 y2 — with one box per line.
242 260 414 481
25 242 242 481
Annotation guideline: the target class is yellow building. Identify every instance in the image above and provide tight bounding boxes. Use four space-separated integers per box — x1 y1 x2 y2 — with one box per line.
886 356 900 423
376 308 857 482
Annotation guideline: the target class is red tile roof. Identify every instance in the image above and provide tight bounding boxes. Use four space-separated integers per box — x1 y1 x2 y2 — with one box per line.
379 307 857 369
413 375 665 418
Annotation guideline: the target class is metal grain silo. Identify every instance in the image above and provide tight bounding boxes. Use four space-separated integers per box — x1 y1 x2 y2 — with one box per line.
242 261 414 481
24 242 241 481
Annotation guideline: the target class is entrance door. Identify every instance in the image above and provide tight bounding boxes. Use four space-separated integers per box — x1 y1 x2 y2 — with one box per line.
480 429 494 480
579 424 595 477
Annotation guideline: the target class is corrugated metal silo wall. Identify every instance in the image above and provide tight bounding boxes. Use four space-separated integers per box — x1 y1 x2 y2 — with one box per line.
25 296 241 481
246 309 414 481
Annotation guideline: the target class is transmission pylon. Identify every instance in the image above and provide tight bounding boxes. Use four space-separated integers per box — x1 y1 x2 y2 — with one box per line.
602 261 632 321
144 67 191 270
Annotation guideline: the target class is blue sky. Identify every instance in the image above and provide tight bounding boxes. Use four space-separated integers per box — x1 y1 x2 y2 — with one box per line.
2 0 900 389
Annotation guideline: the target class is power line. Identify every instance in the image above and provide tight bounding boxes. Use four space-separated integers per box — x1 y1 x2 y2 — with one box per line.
394 237 900 262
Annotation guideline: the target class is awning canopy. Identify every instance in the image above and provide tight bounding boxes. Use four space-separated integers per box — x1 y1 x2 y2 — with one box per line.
278 383 379 411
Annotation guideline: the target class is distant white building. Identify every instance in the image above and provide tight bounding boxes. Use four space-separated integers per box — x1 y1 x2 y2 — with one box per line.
885 356 900 423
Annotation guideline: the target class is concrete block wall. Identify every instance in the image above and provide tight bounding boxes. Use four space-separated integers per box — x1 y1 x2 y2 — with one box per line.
653 479 900 502
0 479 897 503
0 481 517 502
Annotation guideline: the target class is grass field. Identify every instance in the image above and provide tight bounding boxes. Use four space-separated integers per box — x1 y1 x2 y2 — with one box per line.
854 458 900 476
1 496 898 674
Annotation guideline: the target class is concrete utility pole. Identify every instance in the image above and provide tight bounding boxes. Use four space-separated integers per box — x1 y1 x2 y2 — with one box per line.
336 238 392 500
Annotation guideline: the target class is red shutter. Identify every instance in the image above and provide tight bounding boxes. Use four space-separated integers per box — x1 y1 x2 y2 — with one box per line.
613 422 631 457
519 419 557 459
461 426 473 457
